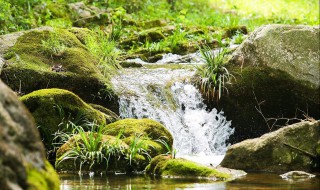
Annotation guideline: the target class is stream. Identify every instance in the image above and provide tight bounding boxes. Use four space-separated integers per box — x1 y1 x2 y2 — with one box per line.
60 51 319 189
59 173 320 190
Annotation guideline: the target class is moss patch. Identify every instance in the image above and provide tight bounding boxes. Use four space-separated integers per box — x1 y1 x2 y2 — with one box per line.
103 118 173 158
20 88 110 150
146 155 230 180
0 27 116 109
26 161 60 190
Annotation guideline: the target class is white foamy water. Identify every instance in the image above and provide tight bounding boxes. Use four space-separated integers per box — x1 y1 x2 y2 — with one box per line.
111 67 234 157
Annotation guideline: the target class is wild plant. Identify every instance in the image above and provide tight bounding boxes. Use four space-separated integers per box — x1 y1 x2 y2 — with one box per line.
126 134 151 165
155 137 176 159
85 29 121 78
196 45 235 100
55 123 107 172
233 32 246 44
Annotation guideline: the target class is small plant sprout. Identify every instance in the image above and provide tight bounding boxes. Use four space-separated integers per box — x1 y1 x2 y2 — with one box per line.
155 137 176 158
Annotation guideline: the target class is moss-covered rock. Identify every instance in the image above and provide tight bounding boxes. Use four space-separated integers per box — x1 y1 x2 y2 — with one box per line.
20 88 112 150
90 104 120 123
55 133 133 172
146 155 230 180
0 27 118 110
139 29 166 42
0 80 60 190
27 161 60 190
220 121 320 172
223 25 248 38
103 118 173 158
138 19 167 29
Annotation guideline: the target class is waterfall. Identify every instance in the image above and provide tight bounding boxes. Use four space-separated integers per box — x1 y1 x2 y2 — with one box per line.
111 66 234 156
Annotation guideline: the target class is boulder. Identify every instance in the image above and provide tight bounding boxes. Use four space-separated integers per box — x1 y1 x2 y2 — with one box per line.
146 155 231 180
220 121 320 172
208 25 320 143
230 24 319 88
0 27 118 111
0 80 60 190
20 88 113 151
55 118 174 173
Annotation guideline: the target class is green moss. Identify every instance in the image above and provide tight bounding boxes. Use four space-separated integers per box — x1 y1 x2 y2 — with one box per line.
103 118 173 146
223 26 248 38
90 104 120 123
0 27 117 108
26 161 60 190
139 28 166 42
103 118 173 159
20 88 109 150
147 155 230 180
68 27 95 45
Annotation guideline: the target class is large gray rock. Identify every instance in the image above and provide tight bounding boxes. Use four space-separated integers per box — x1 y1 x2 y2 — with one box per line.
220 121 320 172
231 24 320 88
0 80 59 190
207 25 320 144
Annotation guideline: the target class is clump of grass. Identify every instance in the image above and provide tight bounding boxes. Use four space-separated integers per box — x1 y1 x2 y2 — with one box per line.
126 134 151 165
41 31 67 57
85 29 121 78
55 122 109 172
55 121 153 173
196 45 234 100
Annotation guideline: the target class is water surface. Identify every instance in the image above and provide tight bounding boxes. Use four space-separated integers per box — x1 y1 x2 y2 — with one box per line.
60 173 320 190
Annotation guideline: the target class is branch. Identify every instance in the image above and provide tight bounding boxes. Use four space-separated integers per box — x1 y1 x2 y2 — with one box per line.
282 142 316 159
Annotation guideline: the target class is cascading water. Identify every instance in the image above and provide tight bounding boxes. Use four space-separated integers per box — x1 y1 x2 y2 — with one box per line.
111 63 234 161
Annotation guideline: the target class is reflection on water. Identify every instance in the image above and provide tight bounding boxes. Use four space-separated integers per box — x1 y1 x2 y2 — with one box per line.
60 173 320 190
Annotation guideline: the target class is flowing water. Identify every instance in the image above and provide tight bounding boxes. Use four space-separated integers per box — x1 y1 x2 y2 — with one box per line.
111 67 234 158
59 52 320 190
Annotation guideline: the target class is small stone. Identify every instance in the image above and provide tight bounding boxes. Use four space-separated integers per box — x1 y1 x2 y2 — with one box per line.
280 171 316 180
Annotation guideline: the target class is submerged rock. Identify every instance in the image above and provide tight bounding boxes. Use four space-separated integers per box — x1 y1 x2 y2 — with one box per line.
0 27 118 110
209 24 320 143
0 80 60 190
146 155 231 180
280 171 316 180
220 121 320 172
20 88 113 151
